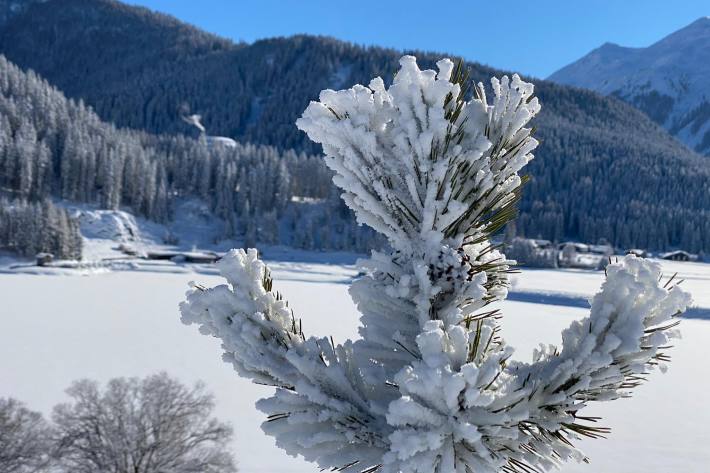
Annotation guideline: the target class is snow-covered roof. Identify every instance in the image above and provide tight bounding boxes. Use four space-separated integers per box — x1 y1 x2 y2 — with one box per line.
559 242 589 252
589 244 614 255
661 250 697 259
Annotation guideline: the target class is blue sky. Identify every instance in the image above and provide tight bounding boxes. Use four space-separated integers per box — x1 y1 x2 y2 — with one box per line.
125 0 708 78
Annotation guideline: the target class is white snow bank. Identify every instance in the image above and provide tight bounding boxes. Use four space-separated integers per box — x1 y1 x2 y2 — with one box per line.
1 263 708 472
74 209 141 242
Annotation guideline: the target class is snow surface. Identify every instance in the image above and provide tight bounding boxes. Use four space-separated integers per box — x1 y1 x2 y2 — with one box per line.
1 259 709 472
511 258 710 310
73 199 230 260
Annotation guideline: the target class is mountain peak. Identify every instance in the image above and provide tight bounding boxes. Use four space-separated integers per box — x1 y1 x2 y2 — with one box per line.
549 16 710 155
599 41 622 49
678 15 710 30
593 41 634 56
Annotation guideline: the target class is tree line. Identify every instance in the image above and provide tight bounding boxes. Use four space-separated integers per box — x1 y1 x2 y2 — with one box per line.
3 0 710 254
0 55 378 257
3 1 709 253
0 199 82 259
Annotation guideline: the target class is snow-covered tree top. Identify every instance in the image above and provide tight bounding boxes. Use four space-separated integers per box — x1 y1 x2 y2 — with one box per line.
182 56 691 473
297 56 540 254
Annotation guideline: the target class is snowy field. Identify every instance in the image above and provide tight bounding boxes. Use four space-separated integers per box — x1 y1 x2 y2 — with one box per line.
1 257 709 473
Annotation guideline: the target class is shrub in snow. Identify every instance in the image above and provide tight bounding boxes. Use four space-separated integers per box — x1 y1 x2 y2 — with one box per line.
181 56 691 473
52 373 236 473
0 398 54 473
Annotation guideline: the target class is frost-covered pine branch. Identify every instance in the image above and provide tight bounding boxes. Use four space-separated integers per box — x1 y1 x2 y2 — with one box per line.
180 56 691 473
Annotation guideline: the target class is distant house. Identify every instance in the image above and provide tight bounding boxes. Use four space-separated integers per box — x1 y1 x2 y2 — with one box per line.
145 250 220 264
35 252 54 266
558 242 589 254
558 242 611 270
589 244 614 256
182 251 221 264
506 238 558 268
626 248 648 258
660 250 698 262
530 239 553 250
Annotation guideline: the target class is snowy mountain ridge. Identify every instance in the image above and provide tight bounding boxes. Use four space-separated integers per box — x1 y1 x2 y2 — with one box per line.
549 17 710 155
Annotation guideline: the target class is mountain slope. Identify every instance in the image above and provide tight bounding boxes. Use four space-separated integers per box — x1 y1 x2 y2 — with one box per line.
0 0 45 27
2 0 710 252
549 17 710 155
0 54 376 256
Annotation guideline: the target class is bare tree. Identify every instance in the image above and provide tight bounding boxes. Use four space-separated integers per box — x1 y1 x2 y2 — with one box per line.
52 373 236 473
0 398 53 473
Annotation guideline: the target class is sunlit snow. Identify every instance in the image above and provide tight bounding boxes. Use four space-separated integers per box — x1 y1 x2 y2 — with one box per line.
1 259 709 472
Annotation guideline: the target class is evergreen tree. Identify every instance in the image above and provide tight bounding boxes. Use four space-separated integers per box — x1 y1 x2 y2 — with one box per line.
0 198 81 259
182 57 692 473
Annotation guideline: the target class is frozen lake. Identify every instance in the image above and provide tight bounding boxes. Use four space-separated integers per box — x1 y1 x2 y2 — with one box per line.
1 259 709 472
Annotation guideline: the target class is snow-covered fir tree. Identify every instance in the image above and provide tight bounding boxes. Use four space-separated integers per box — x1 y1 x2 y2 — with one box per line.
180 56 692 473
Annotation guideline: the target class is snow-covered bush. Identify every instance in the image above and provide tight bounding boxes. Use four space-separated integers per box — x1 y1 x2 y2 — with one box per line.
52 373 236 473
181 56 691 473
0 398 54 473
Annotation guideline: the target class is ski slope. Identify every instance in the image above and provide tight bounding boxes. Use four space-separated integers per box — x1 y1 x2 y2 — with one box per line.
1 259 709 473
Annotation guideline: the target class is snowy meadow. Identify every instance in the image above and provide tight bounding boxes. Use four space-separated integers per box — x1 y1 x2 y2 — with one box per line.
1 258 708 473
